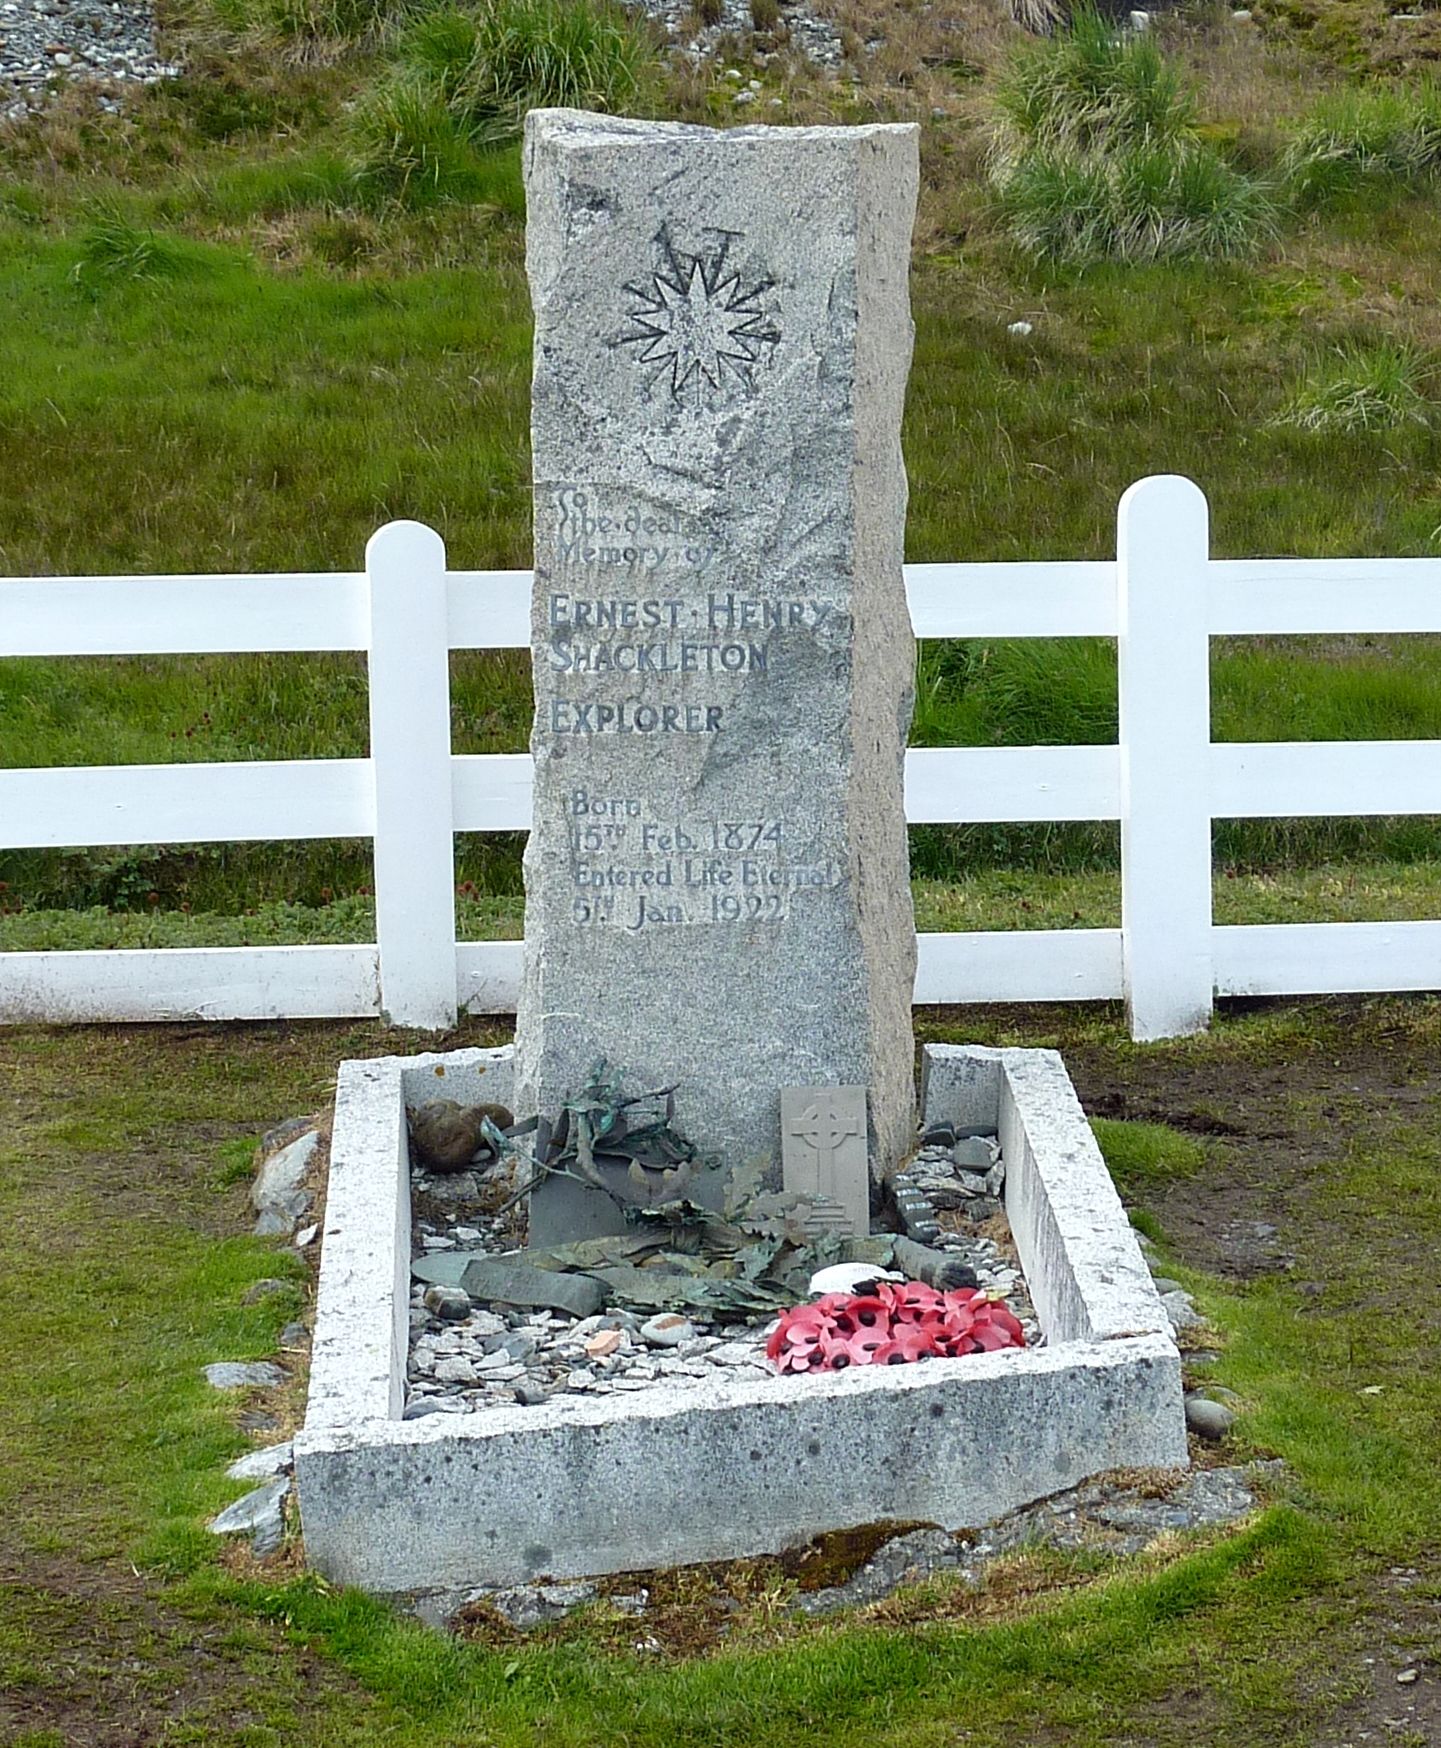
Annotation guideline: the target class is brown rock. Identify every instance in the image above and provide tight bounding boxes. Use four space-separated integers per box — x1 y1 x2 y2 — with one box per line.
408 1101 513 1173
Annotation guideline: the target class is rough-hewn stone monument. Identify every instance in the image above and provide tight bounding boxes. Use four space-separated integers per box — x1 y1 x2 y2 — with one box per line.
516 110 920 1243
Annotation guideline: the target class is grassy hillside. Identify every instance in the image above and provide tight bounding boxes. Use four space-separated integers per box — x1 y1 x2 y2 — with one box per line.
3 0 1441 940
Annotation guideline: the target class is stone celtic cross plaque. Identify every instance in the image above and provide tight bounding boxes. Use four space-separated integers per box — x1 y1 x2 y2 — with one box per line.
516 110 919 1244
780 1085 870 1237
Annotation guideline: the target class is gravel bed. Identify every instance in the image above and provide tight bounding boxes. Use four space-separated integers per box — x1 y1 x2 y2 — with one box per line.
0 0 175 122
404 1134 1044 1422
0 0 846 128
642 0 845 73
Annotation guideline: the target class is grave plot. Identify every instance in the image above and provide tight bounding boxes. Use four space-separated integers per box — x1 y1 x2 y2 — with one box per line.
399 1089 1041 1420
292 1039 1184 1596
290 111 1185 1598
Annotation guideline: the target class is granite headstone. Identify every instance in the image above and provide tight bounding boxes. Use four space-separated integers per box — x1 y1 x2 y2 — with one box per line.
516 109 919 1244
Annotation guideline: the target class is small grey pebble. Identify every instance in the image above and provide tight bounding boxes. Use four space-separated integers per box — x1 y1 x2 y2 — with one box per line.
1185 1395 1235 1441
204 1361 284 1390
483 1330 538 1361
424 1285 471 1322
513 1381 552 1406
403 1398 451 1420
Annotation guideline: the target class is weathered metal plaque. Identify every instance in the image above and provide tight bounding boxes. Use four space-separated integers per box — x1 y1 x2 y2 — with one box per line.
780 1086 869 1237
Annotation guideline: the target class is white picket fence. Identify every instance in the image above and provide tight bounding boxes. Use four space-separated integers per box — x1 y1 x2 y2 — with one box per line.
4 474 1441 1040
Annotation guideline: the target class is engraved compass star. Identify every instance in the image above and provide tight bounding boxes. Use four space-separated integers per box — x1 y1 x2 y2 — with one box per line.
620 253 779 399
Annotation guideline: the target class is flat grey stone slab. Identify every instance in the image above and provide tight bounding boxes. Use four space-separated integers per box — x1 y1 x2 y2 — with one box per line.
227 1441 293 1481
210 1477 289 1538
458 1258 607 1320
411 1253 475 1290
204 1361 284 1390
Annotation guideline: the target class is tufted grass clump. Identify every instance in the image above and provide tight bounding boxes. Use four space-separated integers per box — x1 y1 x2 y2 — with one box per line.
994 3 1197 153
990 4 1278 264
352 0 654 200
1284 80 1441 205
350 70 487 204
72 216 217 293
995 137 1279 264
461 0 652 127
199 0 406 44
1272 341 1433 434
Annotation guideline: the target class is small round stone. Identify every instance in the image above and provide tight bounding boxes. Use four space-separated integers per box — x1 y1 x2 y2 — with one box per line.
1184 1395 1235 1441
424 1285 472 1322
640 1313 696 1349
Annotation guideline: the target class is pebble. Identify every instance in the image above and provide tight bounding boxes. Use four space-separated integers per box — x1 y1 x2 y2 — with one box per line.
0 0 178 124
1161 1289 1206 1333
1184 1394 1235 1441
424 1285 471 1322
402 1398 452 1420
241 1279 291 1306
432 1355 477 1385
640 1313 695 1348
251 1131 318 1235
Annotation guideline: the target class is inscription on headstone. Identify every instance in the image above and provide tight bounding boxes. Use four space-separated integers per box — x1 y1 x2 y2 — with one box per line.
516 110 920 1245
780 1086 870 1237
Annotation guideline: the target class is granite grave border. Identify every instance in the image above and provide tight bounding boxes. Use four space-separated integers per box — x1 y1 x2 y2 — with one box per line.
292 1043 1186 1596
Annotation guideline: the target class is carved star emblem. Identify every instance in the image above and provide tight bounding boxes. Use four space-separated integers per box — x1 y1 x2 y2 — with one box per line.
620 252 779 399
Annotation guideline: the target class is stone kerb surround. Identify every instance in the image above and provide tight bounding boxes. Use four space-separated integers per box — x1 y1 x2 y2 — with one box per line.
294 1044 1186 1596
515 112 921 1243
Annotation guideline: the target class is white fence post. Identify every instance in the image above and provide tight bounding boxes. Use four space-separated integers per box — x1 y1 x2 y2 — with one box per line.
367 521 458 1029
1116 476 1214 1040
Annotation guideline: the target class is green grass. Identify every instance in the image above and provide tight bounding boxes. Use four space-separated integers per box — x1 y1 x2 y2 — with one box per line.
1091 1115 1207 1191
1271 340 1433 433
1 11 1441 921
349 0 655 202
4 859 1440 952
0 224 533 577
991 136 1280 264
5 1002 1441 1743
988 7 1279 262
994 4 1200 151
1285 79 1441 204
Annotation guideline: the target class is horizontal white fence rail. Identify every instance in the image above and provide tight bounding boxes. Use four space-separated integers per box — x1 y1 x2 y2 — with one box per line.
3 475 1441 1037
